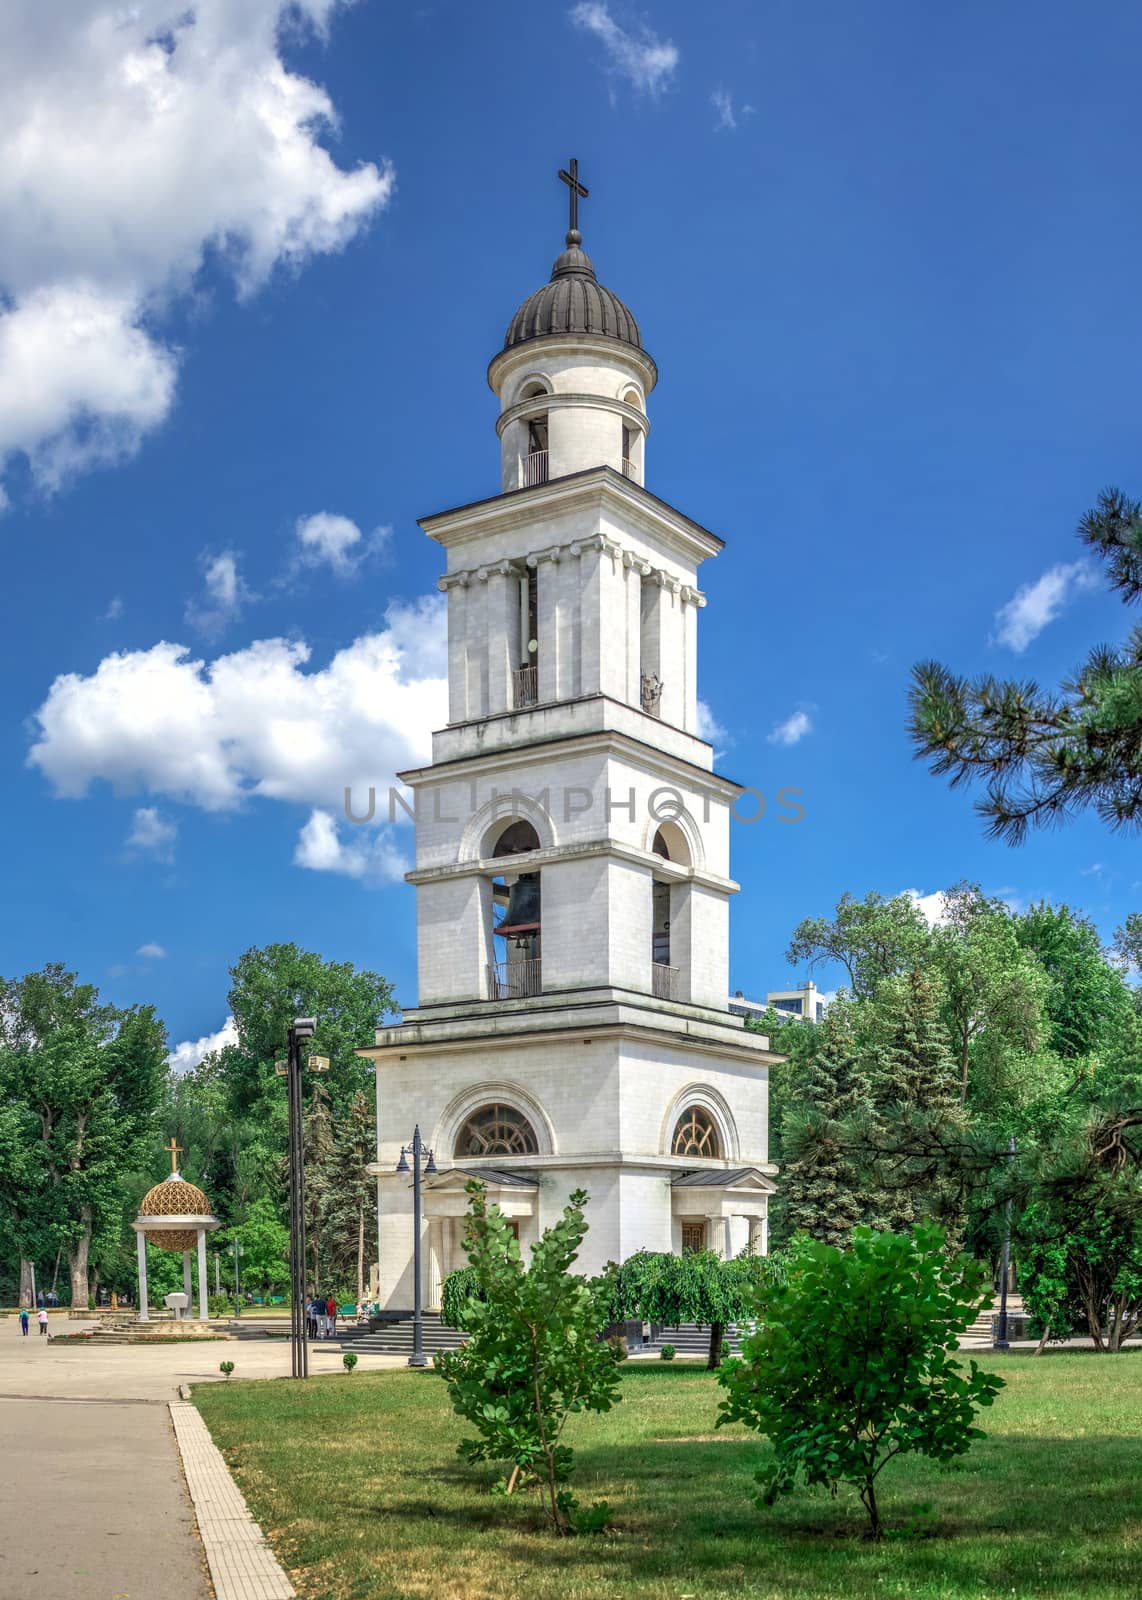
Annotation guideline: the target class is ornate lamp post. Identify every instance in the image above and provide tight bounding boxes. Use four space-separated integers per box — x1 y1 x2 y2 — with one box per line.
274 1018 328 1379
395 1125 437 1368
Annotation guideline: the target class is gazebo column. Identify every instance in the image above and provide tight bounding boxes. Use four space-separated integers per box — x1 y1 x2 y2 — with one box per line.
183 1252 193 1320
136 1231 149 1322
197 1229 209 1321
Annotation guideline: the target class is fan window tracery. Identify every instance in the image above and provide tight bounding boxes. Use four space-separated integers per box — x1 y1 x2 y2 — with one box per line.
671 1106 721 1159
456 1104 539 1159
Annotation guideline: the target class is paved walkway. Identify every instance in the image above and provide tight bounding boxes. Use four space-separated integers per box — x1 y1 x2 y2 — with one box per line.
0 1320 405 1599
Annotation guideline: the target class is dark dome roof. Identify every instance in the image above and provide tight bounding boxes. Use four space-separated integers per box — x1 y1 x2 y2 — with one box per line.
503 230 644 354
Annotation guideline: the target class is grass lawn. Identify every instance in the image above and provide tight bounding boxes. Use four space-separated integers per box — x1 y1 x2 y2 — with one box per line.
193 1352 1142 1600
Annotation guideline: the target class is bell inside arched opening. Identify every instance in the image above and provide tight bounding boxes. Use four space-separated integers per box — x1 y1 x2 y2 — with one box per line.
488 819 542 998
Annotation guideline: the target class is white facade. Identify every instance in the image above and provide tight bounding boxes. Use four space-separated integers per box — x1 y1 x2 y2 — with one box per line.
361 210 778 1309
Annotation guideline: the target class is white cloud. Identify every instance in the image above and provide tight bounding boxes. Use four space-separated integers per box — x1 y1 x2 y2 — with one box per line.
993 561 1099 653
711 87 737 130
168 1015 238 1076
293 512 391 577
711 88 754 131
137 942 166 959
569 2 679 95
768 710 812 746
0 1 392 497
125 806 177 862
30 595 448 816
903 888 952 927
696 699 728 746
185 550 252 636
102 596 124 622
294 808 407 883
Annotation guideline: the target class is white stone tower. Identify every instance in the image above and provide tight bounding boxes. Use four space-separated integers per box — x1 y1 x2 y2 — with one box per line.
362 163 777 1310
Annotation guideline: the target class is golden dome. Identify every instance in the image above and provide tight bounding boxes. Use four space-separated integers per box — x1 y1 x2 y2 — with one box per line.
139 1176 212 1252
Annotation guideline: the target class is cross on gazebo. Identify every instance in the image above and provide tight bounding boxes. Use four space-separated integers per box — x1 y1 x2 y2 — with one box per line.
164 1135 183 1174
558 158 589 234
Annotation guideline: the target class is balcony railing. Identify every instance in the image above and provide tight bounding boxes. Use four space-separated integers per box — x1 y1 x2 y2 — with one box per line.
641 672 663 716
622 457 638 481
488 958 543 1000
512 664 538 708
652 962 679 1001
523 450 549 487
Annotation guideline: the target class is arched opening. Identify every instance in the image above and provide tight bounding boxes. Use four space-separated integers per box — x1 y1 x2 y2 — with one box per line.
488 820 542 998
519 382 550 488
454 1103 539 1159
671 1106 722 1160
651 827 685 1001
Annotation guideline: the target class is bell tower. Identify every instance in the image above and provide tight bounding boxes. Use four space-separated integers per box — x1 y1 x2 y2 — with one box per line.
362 163 778 1313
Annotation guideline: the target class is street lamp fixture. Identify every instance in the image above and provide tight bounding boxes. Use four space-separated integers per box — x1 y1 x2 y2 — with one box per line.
395 1124 437 1368
282 1016 318 1379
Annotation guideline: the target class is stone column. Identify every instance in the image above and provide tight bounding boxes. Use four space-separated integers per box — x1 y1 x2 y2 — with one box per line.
136 1230 149 1322
428 1218 444 1312
445 578 467 723
183 1252 193 1320
535 555 558 703
486 563 516 715
197 1229 209 1321
682 591 700 735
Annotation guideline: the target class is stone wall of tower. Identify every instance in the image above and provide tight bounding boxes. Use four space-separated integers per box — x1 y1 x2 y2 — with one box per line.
438 513 705 736
493 338 654 491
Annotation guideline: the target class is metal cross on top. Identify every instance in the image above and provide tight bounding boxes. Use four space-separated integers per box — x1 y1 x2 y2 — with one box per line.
164 1135 183 1174
558 158 589 233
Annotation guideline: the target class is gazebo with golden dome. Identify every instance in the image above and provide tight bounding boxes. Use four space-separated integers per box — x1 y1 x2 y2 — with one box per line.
131 1138 220 1322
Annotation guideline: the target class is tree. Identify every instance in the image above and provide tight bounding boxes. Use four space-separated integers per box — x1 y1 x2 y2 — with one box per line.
717 1225 1003 1540
593 1247 777 1370
928 885 1047 1105
1017 903 1133 1062
222 943 394 1120
863 970 968 1238
223 1198 290 1296
0 967 166 1306
435 1182 621 1534
1017 1105 1142 1351
321 1091 375 1302
779 1007 878 1247
909 487 1142 842
786 891 932 1001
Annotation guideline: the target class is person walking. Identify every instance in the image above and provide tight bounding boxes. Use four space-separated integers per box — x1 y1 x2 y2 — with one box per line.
19 1309 29 1337
37 1308 48 1337
326 1295 336 1337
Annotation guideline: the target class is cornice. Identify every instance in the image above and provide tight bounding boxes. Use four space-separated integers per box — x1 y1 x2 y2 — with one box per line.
495 390 650 441
419 466 724 563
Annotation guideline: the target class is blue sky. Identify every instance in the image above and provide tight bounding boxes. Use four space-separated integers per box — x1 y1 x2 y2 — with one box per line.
4 0 1142 1062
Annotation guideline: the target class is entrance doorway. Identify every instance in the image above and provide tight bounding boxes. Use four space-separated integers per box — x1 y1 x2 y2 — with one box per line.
681 1222 706 1254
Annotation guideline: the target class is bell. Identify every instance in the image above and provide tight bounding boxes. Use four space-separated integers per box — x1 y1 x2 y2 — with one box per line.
495 871 541 937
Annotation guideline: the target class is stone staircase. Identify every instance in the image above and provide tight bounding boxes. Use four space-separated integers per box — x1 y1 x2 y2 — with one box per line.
340 1312 466 1358
642 1323 746 1358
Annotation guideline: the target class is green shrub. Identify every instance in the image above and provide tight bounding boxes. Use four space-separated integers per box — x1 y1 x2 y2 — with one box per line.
659 1343 676 1361
718 1224 1003 1539
440 1265 484 1331
436 1182 620 1535
343 1351 359 1373
219 1360 235 1379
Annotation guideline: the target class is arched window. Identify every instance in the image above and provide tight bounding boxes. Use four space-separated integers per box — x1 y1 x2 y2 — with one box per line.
487 819 542 998
671 1106 721 1159
455 1104 539 1158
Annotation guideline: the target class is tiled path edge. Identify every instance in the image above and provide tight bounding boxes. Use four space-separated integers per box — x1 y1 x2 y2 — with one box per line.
170 1400 295 1600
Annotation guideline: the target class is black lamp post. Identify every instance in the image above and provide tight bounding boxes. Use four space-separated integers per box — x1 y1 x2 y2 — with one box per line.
994 1134 1017 1350
396 1124 438 1368
275 1017 325 1379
